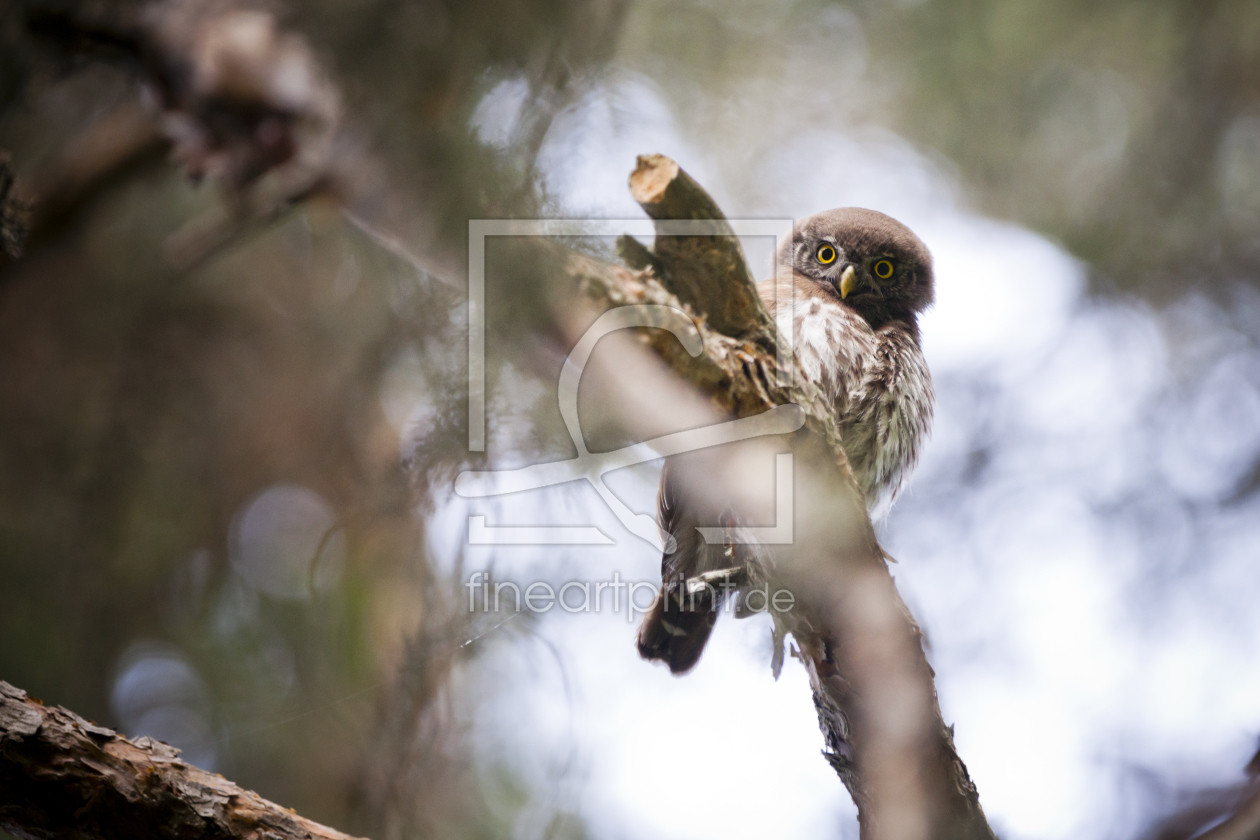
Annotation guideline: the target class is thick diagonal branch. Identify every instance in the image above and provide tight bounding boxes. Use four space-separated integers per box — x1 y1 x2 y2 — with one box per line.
0 681 366 840
569 155 993 840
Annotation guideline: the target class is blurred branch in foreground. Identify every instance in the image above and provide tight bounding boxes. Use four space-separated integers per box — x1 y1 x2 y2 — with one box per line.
20 0 340 270
0 680 366 840
569 154 993 840
1139 762 1260 840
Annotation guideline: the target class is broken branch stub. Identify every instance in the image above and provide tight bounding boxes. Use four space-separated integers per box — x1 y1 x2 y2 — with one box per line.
628 154 775 339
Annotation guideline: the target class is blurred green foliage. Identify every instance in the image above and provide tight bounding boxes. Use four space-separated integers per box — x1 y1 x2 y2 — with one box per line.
864 0 1260 296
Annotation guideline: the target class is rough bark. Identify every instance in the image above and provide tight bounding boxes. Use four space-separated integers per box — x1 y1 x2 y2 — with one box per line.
0 681 366 840
572 156 994 840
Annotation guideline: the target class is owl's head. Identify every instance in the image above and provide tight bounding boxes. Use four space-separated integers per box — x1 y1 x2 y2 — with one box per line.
780 207 934 329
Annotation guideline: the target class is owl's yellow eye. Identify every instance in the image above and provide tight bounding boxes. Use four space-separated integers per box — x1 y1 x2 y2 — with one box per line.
816 244 837 265
873 258 895 279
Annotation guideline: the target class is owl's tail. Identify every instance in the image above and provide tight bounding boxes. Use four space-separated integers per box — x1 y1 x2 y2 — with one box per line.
636 580 719 675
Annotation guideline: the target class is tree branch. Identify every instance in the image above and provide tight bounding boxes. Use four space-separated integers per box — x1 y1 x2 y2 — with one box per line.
569 155 994 840
0 681 366 840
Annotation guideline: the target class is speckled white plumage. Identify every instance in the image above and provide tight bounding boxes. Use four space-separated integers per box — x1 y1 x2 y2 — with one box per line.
763 278 934 519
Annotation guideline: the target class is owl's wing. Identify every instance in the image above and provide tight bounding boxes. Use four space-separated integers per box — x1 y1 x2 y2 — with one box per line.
639 438 780 674
636 454 722 674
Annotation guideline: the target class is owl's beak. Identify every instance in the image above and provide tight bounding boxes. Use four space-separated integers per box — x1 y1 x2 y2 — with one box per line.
839 264 857 299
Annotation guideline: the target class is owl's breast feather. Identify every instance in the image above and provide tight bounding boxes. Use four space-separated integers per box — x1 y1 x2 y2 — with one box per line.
764 283 933 518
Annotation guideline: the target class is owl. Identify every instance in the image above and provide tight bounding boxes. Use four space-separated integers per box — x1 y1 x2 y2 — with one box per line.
637 207 936 674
